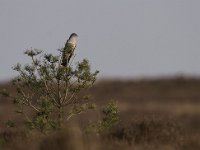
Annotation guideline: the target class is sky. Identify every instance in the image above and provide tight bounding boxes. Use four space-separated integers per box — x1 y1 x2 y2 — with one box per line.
1 0 200 81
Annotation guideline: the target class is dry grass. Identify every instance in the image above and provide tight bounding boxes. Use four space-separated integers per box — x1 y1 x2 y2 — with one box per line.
0 77 200 150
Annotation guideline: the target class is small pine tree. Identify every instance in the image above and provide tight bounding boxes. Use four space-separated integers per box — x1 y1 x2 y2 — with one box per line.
85 101 119 134
2 41 99 131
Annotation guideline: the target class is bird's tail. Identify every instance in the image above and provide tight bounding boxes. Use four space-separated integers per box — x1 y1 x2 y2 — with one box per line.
61 50 68 66
61 59 67 66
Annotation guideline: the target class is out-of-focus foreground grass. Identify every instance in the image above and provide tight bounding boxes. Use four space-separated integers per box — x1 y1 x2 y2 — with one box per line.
0 77 200 150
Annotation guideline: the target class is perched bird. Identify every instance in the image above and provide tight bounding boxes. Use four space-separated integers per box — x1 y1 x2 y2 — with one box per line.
61 33 78 66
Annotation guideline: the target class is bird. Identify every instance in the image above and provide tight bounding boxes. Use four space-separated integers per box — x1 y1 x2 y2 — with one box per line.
61 33 78 66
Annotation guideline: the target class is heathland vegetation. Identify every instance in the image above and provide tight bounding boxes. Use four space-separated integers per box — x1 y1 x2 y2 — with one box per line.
1 78 200 150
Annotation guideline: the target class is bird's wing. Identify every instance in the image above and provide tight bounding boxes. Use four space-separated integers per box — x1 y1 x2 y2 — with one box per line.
61 42 76 66
65 42 75 53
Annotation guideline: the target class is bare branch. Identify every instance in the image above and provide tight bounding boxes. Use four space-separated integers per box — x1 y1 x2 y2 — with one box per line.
20 90 40 112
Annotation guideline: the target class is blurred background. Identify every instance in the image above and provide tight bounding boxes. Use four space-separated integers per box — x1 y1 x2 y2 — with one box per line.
1 0 200 81
1 1 200 150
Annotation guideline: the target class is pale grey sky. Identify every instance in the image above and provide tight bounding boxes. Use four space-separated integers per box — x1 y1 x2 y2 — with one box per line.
1 0 200 81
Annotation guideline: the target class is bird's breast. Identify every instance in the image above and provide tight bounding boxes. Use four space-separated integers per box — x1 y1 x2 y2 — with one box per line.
68 43 76 49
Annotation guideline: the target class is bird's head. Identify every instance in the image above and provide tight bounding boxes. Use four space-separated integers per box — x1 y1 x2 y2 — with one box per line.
68 33 78 45
69 33 78 39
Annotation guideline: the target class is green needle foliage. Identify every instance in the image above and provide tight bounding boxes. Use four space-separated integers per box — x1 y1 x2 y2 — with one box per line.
6 45 99 132
85 101 119 134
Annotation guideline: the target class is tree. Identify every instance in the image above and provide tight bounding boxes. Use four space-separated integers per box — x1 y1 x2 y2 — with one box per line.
4 42 99 131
